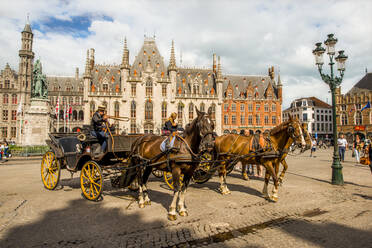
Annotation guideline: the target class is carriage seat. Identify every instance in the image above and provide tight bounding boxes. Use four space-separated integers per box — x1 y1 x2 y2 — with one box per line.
80 125 99 143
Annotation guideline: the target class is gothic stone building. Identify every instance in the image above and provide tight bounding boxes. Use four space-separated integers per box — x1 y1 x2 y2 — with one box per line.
0 22 283 143
336 72 372 142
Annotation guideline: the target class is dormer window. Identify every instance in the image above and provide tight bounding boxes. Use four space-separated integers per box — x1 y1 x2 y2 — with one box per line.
103 84 108 92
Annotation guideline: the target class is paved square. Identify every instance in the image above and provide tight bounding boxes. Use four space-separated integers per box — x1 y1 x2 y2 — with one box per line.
0 149 371 247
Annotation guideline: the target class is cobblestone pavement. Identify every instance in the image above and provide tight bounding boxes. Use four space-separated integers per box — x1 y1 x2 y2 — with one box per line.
0 149 371 247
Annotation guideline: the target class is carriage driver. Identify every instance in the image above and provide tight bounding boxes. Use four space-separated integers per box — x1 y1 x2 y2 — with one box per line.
91 105 109 156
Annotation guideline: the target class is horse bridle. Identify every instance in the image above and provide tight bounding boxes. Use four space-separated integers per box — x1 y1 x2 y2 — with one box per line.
197 115 216 152
287 122 303 145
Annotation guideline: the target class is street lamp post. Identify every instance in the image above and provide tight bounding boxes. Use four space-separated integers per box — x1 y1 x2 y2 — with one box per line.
312 34 348 185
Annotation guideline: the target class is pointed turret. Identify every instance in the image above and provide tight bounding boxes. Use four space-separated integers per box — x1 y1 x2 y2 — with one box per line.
84 49 91 79
216 56 223 104
217 56 222 81
121 37 130 69
168 40 176 71
277 73 282 104
277 72 282 87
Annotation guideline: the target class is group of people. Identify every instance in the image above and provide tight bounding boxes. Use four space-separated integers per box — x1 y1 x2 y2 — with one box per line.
337 133 372 174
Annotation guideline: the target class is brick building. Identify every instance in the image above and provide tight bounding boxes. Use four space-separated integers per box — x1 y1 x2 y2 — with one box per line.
221 67 282 134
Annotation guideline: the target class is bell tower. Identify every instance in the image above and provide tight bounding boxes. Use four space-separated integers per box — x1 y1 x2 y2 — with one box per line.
18 17 34 105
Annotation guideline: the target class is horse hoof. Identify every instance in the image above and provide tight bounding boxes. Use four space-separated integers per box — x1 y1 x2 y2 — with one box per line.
270 196 278 202
139 203 145 208
221 190 231 195
168 214 177 221
145 201 151 206
179 211 188 217
242 173 249 181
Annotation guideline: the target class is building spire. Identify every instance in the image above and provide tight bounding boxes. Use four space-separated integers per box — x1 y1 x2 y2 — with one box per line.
23 14 32 33
168 40 176 71
84 49 91 78
277 72 282 87
121 37 130 69
217 56 222 80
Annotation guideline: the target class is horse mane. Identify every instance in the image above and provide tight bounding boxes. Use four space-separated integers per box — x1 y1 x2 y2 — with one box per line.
270 120 291 135
183 113 202 136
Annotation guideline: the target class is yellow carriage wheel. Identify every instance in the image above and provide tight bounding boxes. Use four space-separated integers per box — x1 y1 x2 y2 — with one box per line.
41 151 61 190
163 172 183 190
80 161 103 201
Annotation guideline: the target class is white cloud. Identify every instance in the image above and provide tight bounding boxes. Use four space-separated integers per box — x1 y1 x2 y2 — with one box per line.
0 0 371 108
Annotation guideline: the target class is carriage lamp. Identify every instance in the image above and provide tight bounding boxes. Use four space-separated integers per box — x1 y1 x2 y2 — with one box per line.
312 33 348 185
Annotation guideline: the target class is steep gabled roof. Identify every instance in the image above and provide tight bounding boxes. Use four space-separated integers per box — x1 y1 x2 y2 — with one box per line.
347 73 372 94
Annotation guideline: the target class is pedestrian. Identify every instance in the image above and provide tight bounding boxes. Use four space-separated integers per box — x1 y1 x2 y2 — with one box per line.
337 134 348 162
353 134 362 165
310 138 317 157
367 142 372 174
240 129 249 180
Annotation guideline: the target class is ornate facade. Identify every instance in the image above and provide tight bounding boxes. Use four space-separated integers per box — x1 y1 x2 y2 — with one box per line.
0 22 284 143
336 72 372 141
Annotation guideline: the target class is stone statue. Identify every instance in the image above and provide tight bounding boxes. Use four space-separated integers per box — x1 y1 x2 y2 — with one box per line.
32 59 48 99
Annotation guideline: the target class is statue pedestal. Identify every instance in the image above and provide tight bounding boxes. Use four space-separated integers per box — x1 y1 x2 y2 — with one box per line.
23 99 50 146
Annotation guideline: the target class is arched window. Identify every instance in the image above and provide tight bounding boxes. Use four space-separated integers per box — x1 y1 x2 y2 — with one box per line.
210 104 216 121
355 112 362 125
341 113 348 125
114 101 119 117
178 103 184 126
69 97 73 105
72 110 78 121
90 102 95 117
131 101 136 118
78 110 84 121
3 94 8 104
75 97 79 105
146 78 153 97
200 102 205 112
189 103 194 120
145 101 153 120
161 102 167 123
11 94 17 104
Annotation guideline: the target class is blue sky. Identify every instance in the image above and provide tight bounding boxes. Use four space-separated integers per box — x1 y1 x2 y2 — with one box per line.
0 0 371 108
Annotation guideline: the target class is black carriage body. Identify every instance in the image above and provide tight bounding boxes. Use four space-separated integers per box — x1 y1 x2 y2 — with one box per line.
46 132 143 171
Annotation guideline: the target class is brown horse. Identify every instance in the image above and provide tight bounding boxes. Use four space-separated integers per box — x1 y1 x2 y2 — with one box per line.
130 107 215 220
275 123 311 185
214 115 306 201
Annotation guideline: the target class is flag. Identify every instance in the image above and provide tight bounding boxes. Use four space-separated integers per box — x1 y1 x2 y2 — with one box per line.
16 96 23 115
361 101 370 112
55 97 60 117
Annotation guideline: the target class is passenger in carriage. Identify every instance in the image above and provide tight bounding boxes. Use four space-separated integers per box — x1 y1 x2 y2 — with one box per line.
91 105 109 156
162 113 178 150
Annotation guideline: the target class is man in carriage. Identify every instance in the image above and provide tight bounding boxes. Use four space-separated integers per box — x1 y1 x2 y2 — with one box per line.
91 105 109 157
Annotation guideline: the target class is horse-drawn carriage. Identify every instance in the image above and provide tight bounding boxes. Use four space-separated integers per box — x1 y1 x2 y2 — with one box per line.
41 127 142 201
41 109 310 220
